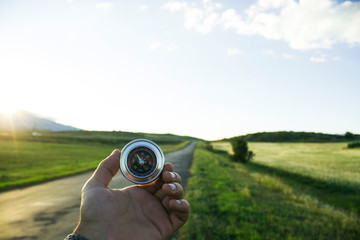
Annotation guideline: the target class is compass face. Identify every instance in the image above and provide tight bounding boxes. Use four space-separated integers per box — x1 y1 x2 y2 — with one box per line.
120 139 165 184
127 147 157 177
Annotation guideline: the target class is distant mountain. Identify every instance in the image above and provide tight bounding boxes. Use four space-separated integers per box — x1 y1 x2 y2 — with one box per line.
224 131 359 143
0 111 80 132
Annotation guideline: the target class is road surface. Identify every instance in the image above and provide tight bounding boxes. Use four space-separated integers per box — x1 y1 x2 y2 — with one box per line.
0 142 197 240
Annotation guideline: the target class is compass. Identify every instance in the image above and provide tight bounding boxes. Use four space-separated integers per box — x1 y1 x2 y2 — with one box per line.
120 139 165 184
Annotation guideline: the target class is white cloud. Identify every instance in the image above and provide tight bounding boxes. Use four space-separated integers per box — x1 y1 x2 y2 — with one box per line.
263 49 277 58
166 43 179 51
163 0 222 34
149 42 162 50
227 48 244 56
310 54 340 63
262 50 297 59
139 5 148 12
66 0 73 2
310 56 327 63
163 1 188 12
163 0 360 50
282 53 294 59
149 42 179 51
95 2 114 10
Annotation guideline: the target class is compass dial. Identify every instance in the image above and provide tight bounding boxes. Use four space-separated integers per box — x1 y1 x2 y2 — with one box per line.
127 147 157 177
120 139 165 184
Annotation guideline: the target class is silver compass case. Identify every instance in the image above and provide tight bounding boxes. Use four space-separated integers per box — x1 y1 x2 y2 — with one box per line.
120 139 165 184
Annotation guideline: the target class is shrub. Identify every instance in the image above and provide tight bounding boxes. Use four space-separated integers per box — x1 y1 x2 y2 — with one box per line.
248 150 255 161
348 142 360 149
205 142 214 151
231 139 254 163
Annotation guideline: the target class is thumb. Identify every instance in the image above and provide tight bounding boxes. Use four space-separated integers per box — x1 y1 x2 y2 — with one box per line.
87 149 121 188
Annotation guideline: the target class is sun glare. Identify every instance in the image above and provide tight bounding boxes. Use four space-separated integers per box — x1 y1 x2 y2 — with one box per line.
0 105 18 115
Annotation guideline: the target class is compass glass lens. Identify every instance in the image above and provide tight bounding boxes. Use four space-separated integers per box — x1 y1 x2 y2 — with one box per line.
127 147 157 177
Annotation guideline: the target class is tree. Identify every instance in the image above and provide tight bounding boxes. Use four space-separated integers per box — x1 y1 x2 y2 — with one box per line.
231 138 254 163
345 132 355 139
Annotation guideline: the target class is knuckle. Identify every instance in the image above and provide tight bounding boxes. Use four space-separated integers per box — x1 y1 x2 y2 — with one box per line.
175 183 183 192
177 174 182 183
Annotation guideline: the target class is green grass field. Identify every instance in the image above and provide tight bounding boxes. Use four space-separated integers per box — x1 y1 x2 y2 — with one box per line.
212 142 360 214
248 142 360 191
0 139 189 191
181 142 360 239
248 142 360 215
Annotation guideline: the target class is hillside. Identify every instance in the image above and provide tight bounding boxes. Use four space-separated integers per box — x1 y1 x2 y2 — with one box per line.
0 111 200 146
0 129 200 146
0 111 79 131
225 131 359 143
33 130 200 145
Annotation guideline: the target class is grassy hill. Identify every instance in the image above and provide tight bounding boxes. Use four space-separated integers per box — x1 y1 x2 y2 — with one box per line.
0 130 198 191
0 130 200 147
224 131 359 143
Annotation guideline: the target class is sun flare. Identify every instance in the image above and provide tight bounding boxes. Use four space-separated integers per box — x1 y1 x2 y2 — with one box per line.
0 105 18 116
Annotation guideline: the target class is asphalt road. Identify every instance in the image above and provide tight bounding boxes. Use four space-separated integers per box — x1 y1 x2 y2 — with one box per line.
0 142 197 240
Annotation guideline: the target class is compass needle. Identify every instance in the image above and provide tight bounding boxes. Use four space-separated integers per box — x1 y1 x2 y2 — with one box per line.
120 139 165 184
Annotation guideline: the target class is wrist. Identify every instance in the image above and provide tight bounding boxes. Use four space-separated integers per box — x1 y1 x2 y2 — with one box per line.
74 221 110 240
65 233 89 240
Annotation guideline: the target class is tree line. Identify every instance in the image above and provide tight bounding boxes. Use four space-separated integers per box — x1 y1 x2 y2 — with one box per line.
225 131 359 143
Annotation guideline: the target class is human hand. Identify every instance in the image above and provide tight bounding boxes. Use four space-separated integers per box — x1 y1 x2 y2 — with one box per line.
73 150 190 240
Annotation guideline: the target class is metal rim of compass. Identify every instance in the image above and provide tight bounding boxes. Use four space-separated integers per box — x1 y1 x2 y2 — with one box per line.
120 139 165 184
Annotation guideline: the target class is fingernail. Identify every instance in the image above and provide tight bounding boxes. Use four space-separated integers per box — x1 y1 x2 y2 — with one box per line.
169 183 176 190
170 172 175 179
176 200 182 206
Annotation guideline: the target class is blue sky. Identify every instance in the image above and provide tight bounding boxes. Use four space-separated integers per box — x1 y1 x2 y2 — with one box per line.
0 0 359 140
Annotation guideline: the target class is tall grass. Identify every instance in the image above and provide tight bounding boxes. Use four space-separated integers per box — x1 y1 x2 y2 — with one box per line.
212 142 360 191
212 142 360 214
181 142 360 239
248 143 360 191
